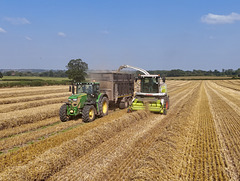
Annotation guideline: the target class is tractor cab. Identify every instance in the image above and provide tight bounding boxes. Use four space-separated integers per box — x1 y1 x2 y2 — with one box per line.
76 82 100 95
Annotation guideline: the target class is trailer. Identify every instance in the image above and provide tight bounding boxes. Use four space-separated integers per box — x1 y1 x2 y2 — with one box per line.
59 71 134 122
89 71 134 108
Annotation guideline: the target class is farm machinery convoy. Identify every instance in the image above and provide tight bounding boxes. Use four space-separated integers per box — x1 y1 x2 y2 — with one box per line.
59 65 170 122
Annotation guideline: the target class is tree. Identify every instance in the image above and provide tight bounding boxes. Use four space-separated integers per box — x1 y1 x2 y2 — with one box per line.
0 72 3 79
66 59 88 82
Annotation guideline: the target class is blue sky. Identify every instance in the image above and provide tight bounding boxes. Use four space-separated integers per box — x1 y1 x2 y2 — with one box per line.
0 0 240 71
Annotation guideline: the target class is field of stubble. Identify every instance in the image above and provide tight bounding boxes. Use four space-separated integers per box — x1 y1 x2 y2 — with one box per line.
0 80 239 180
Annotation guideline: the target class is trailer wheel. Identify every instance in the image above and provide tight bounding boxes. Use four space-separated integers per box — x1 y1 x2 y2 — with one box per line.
99 97 109 117
82 105 96 123
119 100 128 109
59 104 70 122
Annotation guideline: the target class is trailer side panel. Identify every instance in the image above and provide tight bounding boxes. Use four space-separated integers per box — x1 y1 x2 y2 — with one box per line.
89 72 134 102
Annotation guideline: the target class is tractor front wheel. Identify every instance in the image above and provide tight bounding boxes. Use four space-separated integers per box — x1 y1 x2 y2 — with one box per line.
82 105 96 123
59 104 70 122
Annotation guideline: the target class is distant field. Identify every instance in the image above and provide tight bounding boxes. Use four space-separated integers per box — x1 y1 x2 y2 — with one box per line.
0 76 70 87
1 76 69 81
167 76 235 80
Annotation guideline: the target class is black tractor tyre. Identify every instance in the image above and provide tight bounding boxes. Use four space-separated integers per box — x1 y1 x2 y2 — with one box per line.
59 104 69 122
82 105 96 123
99 97 109 117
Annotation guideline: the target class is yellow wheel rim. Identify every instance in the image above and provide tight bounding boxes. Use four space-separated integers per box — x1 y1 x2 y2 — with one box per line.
102 101 108 114
89 108 94 119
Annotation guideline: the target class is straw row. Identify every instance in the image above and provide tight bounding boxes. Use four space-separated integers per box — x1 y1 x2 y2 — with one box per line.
206 82 240 180
0 97 67 113
0 103 62 130
0 92 70 105
49 81 201 180
0 116 60 139
0 120 82 152
108 81 201 180
0 109 127 172
213 80 240 91
0 85 68 98
0 110 149 180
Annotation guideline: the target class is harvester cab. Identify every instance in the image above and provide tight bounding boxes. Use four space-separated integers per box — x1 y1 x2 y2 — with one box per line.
118 65 169 114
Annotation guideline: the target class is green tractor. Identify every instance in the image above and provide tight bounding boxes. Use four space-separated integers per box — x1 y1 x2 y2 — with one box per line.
59 82 109 123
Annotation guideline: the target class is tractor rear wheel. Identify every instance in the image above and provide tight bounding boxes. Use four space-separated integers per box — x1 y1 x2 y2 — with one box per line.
99 97 109 117
82 105 96 123
59 104 69 122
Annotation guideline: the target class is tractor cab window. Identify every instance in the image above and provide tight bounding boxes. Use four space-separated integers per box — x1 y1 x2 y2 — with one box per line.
141 77 159 93
77 84 93 94
93 84 100 94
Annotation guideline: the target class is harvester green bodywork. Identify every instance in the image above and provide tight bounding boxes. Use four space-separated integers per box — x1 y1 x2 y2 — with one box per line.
129 75 169 114
132 99 164 113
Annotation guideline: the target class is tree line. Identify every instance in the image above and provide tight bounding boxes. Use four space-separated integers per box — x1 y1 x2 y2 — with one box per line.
0 58 239 81
0 70 67 78
148 68 240 77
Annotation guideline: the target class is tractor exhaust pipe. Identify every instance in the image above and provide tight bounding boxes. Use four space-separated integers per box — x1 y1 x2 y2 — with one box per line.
69 84 75 94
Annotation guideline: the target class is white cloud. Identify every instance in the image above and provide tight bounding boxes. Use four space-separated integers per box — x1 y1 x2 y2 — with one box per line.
25 36 32 40
58 32 66 37
4 17 30 25
201 12 240 24
0 27 6 33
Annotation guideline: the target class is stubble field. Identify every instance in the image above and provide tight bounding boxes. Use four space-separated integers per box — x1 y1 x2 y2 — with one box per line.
0 80 239 180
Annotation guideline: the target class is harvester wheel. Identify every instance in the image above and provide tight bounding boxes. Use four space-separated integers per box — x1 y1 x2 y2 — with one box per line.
82 105 96 123
99 97 109 117
59 104 69 122
163 104 167 115
167 96 170 109
164 96 170 109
